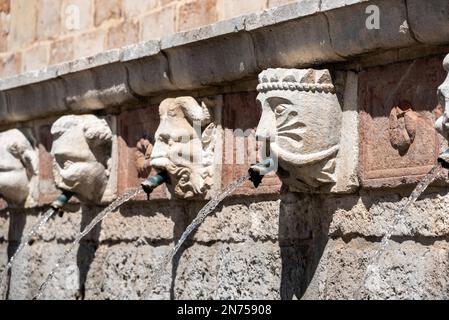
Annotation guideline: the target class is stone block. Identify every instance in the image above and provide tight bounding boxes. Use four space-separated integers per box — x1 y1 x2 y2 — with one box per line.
267 0 295 8
305 238 449 299
124 54 176 96
164 32 257 90
8 242 82 300
325 0 416 57
37 123 59 206
61 0 93 34
117 105 169 201
407 0 449 45
4 79 67 122
0 52 21 79
174 242 282 299
176 0 218 32
84 244 173 300
62 62 137 112
251 13 342 70
73 28 106 59
140 5 176 41
0 0 10 13
37 0 62 41
94 0 121 26
221 91 282 195
217 0 266 20
359 55 446 188
21 43 50 73
49 37 74 66
106 20 139 50
327 190 449 238
7 0 37 51
122 0 158 18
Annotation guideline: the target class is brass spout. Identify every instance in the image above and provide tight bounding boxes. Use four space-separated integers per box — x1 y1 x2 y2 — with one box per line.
51 191 74 216
141 172 169 200
248 158 276 188
438 148 449 169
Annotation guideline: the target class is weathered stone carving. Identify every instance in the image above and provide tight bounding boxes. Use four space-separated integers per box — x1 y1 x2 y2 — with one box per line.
0 129 39 207
435 54 449 140
389 101 417 155
149 96 221 199
255 68 343 192
51 115 113 203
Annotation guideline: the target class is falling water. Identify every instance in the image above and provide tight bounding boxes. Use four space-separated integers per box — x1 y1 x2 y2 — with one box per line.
0 208 56 300
33 187 143 300
141 174 251 299
355 163 444 299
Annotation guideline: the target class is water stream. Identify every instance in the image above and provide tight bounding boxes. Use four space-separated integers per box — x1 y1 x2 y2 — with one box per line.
33 187 143 300
355 163 444 299
0 207 56 300
141 174 251 299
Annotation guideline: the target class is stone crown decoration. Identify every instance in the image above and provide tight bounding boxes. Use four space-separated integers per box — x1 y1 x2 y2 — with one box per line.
257 69 336 94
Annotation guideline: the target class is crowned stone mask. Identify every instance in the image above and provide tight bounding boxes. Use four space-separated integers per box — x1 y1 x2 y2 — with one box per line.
256 68 343 192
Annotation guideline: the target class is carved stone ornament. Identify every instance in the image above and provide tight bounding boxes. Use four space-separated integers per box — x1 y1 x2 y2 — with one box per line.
255 68 343 192
0 129 39 207
149 96 221 200
435 54 449 140
389 101 417 155
51 115 113 204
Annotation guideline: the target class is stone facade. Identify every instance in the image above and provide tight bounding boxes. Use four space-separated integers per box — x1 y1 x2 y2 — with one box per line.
1 0 449 301
0 0 296 78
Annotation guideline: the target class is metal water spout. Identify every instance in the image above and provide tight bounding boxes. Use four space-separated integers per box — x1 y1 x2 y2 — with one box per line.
248 158 276 188
141 171 169 200
51 190 74 216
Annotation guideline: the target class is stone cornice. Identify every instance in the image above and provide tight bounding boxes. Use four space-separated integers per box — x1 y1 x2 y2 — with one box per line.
0 0 448 125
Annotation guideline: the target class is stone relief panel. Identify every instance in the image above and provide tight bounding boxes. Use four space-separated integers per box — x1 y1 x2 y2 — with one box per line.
117 105 168 201
360 56 446 188
150 96 222 200
435 54 449 141
0 129 39 208
50 115 116 204
255 68 344 193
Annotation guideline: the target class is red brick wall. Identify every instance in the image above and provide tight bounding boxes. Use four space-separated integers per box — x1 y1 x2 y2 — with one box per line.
0 0 295 78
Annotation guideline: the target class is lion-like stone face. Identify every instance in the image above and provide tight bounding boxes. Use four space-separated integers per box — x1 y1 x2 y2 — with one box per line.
0 129 38 206
255 68 342 192
150 97 217 199
51 115 112 203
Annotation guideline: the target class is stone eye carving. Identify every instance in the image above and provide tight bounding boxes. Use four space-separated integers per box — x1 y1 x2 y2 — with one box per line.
50 115 113 204
389 102 417 155
435 54 449 140
255 68 342 192
0 129 39 207
149 96 221 199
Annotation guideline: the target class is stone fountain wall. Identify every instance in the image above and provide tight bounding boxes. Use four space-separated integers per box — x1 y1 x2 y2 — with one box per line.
1 0 449 300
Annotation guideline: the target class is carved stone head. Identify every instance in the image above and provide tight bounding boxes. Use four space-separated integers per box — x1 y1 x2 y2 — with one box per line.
51 115 113 203
256 68 342 192
0 129 39 207
150 97 219 199
435 54 449 139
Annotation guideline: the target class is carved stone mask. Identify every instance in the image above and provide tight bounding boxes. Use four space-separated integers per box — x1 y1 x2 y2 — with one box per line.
150 97 217 199
256 68 342 192
435 54 449 140
51 115 112 203
0 129 38 207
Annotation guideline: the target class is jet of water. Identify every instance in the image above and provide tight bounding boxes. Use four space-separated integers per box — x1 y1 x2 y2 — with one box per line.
0 207 56 300
355 163 443 299
141 174 250 300
33 187 143 300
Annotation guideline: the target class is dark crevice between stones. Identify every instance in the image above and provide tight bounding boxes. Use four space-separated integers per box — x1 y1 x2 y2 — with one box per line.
330 232 449 246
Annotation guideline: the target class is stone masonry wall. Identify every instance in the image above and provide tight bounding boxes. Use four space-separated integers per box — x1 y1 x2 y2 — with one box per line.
0 0 294 78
